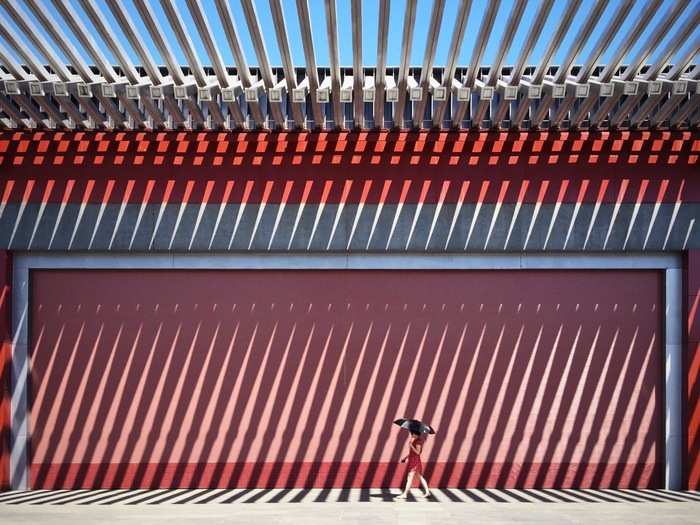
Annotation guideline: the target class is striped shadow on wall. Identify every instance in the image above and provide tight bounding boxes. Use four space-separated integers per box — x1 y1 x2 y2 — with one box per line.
26 268 663 489
0 130 698 253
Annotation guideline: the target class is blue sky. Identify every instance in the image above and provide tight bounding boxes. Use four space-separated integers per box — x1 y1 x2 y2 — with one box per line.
2 0 699 73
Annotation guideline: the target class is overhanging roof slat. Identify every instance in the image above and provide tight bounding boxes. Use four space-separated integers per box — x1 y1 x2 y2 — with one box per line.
0 0 695 132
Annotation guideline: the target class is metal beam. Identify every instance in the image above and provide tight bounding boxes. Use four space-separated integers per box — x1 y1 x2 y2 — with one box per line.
0 0 73 81
351 0 364 127
51 0 120 83
530 0 609 128
630 36 700 126
296 0 325 127
550 0 634 128
105 0 164 85
610 8 700 127
511 0 581 128
160 0 225 126
394 0 417 127
670 91 700 127
241 0 286 128
0 42 30 80
78 0 141 84
214 0 264 127
0 24 69 126
570 0 660 127
374 0 390 128
590 0 689 126
324 0 343 127
186 0 229 87
472 0 527 127
132 0 186 85
0 19 52 81
186 0 245 128
160 0 207 86
452 0 500 126
22 0 96 83
432 0 471 127
269 0 305 127
492 0 554 127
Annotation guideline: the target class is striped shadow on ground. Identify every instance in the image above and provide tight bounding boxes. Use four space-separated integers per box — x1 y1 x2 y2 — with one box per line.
0 489 699 505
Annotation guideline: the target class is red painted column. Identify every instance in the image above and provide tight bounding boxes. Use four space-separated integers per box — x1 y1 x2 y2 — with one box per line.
686 251 700 489
0 251 11 490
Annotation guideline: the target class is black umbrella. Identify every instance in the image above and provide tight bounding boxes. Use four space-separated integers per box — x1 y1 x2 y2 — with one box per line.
394 418 435 435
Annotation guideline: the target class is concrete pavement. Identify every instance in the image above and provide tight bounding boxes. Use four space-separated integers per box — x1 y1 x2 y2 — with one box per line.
1 488 699 524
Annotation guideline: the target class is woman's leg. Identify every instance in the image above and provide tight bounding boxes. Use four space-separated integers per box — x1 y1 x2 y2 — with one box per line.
419 475 432 497
397 471 415 498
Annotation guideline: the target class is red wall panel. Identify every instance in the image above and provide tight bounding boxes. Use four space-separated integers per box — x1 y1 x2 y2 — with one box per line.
1 130 699 207
29 269 663 489
0 251 10 490
686 250 700 489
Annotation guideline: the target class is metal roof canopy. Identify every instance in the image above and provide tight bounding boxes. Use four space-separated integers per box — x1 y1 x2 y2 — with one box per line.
0 0 697 131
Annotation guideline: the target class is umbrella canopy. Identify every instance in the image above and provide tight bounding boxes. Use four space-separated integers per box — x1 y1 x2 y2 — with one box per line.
394 418 435 435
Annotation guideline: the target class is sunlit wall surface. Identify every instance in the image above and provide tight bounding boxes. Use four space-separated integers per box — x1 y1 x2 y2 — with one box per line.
29 269 662 489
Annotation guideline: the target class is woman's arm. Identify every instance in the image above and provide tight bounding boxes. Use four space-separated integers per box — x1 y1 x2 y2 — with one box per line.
410 441 422 455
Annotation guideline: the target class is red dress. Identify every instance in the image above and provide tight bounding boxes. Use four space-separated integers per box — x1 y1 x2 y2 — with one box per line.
406 437 423 474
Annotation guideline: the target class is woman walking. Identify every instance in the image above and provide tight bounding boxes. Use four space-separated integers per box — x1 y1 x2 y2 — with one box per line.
397 430 432 498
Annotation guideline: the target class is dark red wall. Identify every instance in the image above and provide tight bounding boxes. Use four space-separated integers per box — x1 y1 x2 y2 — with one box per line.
0 251 10 490
29 269 663 489
1 130 699 207
687 250 700 489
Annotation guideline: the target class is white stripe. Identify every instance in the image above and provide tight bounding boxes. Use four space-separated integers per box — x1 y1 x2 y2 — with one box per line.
483 201 502 250
228 202 249 250
346 202 365 249
404 202 425 250
188 201 209 251
306 202 327 250
47 201 70 250
562 201 582 250
366 202 385 249
7 199 29 249
525 489 559 503
662 201 681 250
445 200 466 250
643 199 664 249
247 201 269 250
542 201 562 250
34 489 95 504
523 201 542 249
582 200 602 250
327 201 348 250
148 201 169 251
268 202 288 250
128 200 150 250
425 200 445 250
385 202 404 250
504 489 540 503
89 489 148 505
622 202 641 249
207 201 229 250
167 201 190 250
683 218 694 250
68 201 89 250
27 199 48 249
204 489 249 504
288 201 308 250
165 489 210 504
602 201 622 250
464 202 482 249
503 201 522 250
143 488 192 504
